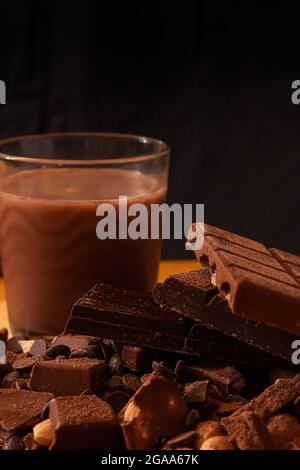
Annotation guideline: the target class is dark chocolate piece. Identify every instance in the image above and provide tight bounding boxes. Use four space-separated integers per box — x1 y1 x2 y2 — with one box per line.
2 435 25 451
122 374 142 394
183 381 209 404
121 345 152 372
190 362 245 395
66 283 287 367
223 411 275 450
29 339 48 358
0 389 53 432
30 358 106 396
154 268 300 363
49 395 120 450
188 223 300 335
118 374 188 450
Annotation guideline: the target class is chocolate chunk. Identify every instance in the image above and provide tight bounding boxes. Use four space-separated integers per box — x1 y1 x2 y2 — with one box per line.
2 435 24 450
119 375 188 450
165 431 196 449
185 409 201 431
190 363 245 395
266 413 300 450
6 337 22 354
183 381 209 404
121 345 152 372
30 358 106 396
0 328 8 343
223 411 275 450
51 334 95 351
0 389 53 432
226 394 248 404
189 223 300 335
175 360 192 384
122 374 142 395
109 353 123 375
223 373 300 420
45 344 71 360
66 283 287 368
106 391 131 413
49 395 120 450
104 375 123 391
0 363 13 379
217 401 245 417
152 361 174 380
29 339 48 358
3 371 20 387
12 356 37 373
154 267 300 364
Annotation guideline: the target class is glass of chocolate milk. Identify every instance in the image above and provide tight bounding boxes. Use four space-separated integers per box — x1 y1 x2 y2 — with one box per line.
0 133 170 335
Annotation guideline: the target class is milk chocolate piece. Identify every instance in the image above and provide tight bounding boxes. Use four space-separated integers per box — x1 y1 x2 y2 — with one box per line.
0 389 53 432
30 358 106 396
154 268 300 362
266 413 300 450
222 372 300 421
223 411 275 450
183 381 209 404
188 223 300 335
66 283 285 367
118 374 188 450
49 395 120 450
190 362 245 395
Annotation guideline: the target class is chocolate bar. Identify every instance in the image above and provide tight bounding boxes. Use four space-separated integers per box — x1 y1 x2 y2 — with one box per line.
154 268 299 362
65 283 288 367
188 223 300 335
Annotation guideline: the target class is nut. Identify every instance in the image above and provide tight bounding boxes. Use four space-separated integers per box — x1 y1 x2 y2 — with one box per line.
200 436 236 450
211 273 217 286
123 401 140 423
33 418 54 447
195 420 226 448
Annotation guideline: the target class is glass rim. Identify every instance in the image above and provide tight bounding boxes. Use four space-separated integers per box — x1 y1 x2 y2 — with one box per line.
0 131 171 166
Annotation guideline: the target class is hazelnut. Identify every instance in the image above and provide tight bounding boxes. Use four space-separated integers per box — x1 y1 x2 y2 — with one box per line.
200 436 236 450
33 418 54 447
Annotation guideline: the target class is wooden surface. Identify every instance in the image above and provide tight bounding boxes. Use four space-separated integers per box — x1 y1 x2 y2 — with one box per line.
0 259 199 333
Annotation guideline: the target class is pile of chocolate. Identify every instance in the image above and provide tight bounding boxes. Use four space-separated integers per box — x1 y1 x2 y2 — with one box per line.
0 224 300 451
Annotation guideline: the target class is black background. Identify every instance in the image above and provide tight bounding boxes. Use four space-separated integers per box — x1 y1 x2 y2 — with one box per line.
0 1 299 258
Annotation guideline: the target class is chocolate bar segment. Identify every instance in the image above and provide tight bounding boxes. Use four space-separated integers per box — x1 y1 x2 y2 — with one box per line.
188 223 300 335
66 283 287 367
154 268 299 362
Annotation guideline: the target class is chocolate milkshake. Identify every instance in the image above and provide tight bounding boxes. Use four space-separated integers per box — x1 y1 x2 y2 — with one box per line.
0 168 166 335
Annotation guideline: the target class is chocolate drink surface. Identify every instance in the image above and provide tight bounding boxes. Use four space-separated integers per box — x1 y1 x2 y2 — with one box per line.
0 168 166 335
